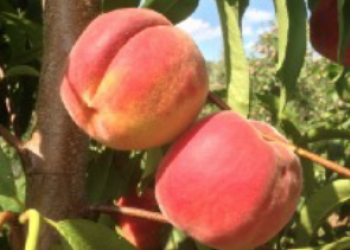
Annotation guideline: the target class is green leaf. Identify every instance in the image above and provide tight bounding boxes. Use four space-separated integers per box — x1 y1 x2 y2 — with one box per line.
46 219 120 250
295 179 350 246
142 147 163 180
102 0 141 12
86 150 141 204
256 93 279 122
9 47 43 66
273 0 307 117
164 228 193 250
0 12 42 46
6 65 40 78
337 0 350 64
0 196 22 212
0 11 42 64
334 69 350 102
86 150 115 203
215 0 250 117
0 148 16 198
195 242 212 250
142 0 200 24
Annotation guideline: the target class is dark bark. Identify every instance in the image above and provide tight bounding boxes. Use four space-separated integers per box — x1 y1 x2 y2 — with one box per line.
25 1 100 249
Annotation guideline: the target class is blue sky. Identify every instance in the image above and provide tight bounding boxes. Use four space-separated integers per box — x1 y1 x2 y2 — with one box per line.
177 0 275 61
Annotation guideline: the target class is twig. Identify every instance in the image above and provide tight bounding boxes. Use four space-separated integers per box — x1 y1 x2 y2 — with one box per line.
0 211 25 250
0 124 27 170
89 205 169 224
207 91 350 179
0 211 18 229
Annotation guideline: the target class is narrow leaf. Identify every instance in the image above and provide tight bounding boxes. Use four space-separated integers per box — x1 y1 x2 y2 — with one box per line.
334 69 350 102
337 0 350 65
295 179 350 246
274 0 307 90
215 0 250 117
273 0 307 117
142 0 199 24
46 219 120 250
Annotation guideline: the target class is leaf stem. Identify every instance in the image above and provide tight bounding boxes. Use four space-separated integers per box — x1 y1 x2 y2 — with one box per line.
208 91 350 179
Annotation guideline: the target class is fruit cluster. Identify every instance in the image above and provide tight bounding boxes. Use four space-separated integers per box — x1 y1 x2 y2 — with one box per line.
61 8 303 250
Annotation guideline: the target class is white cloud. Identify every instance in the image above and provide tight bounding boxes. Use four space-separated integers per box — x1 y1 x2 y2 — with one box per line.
177 17 221 42
244 41 255 51
242 25 253 36
244 9 273 23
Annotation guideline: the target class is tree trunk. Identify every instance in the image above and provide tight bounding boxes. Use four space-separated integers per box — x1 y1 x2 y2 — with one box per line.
25 1 100 249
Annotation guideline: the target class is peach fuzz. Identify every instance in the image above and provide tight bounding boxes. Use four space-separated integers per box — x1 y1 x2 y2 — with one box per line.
155 111 302 250
115 189 170 250
310 0 350 67
60 8 208 150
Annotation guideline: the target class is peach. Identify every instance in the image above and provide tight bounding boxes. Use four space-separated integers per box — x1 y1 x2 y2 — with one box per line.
60 8 208 150
115 189 170 250
310 0 350 67
155 111 302 250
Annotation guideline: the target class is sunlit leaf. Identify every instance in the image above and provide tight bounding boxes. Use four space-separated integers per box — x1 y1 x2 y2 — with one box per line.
273 0 307 118
46 219 120 250
215 0 250 117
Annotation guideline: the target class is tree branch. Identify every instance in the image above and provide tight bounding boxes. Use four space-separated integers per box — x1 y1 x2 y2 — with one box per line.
24 1 100 249
0 124 28 170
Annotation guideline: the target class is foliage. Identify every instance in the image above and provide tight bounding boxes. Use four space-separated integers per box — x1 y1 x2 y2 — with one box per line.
0 0 350 249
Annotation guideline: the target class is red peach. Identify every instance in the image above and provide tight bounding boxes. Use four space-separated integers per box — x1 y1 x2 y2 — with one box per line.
310 0 350 67
155 111 302 250
115 189 170 250
60 8 208 150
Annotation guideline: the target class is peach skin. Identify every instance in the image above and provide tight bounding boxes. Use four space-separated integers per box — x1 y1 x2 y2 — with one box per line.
155 111 302 250
60 8 208 150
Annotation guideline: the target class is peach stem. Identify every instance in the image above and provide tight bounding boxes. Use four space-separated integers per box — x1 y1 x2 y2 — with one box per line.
207 92 350 179
89 205 169 224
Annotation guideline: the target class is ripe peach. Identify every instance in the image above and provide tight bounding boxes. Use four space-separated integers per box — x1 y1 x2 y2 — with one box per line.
115 189 170 250
155 111 302 250
60 8 208 150
310 0 350 67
